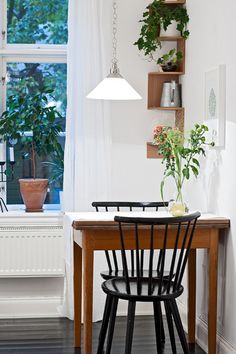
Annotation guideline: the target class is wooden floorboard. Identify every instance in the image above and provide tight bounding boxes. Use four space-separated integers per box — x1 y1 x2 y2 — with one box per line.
0 316 205 353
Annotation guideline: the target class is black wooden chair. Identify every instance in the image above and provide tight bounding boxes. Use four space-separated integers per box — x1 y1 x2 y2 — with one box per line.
92 201 169 280
97 212 200 354
92 201 169 344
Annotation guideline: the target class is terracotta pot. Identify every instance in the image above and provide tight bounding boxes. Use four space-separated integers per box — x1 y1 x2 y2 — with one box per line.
19 179 49 212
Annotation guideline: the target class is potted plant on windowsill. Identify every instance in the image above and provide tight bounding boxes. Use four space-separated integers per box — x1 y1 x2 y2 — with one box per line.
157 48 183 72
153 124 214 216
0 88 63 212
134 0 189 61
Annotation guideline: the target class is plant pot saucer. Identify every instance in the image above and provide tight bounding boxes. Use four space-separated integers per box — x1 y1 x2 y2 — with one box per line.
25 208 44 212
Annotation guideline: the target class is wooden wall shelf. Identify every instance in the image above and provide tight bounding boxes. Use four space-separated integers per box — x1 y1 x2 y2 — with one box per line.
148 73 182 109
146 0 186 159
149 72 184 76
165 0 186 4
146 110 184 159
160 36 183 41
147 143 163 159
149 107 184 111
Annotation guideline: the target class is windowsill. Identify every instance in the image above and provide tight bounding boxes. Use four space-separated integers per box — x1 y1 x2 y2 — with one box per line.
6 204 61 211
0 205 64 219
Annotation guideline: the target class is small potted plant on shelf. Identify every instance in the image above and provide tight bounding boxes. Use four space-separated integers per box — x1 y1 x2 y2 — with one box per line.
153 124 214 216
157 48 183 72
0 88 63 212
134 0 189 60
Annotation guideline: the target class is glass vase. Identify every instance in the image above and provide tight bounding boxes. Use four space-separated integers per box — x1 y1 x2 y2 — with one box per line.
168 190 188 217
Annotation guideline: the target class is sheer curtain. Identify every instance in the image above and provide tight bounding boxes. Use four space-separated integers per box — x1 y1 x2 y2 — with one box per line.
61 0 112 319
64 0 111 211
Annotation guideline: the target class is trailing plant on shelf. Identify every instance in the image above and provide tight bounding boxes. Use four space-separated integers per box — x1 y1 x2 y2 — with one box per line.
134 0 189 60
153 124 214 216
0 88 63 211
157 48 183 72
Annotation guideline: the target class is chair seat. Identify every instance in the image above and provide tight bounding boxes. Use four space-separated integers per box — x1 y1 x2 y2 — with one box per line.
100 269 171 280
102 277 183 302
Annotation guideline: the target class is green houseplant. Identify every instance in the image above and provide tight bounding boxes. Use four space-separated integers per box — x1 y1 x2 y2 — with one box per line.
43 151 64 189
134 0 189 60
157 48 183 72
42 148 64 205
153 124 214 216
0 88 63 212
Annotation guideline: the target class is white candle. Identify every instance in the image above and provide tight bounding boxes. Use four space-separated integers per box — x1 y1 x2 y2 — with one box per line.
9 147 14 162
0 143 4 162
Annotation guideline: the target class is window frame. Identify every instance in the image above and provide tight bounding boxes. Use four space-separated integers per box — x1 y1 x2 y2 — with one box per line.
0 0 67 207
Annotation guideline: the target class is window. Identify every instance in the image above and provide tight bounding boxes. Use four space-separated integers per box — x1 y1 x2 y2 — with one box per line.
7 0 68 45
0 0 68 206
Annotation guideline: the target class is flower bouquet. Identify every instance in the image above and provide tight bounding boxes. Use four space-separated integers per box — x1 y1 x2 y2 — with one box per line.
153 124 214 216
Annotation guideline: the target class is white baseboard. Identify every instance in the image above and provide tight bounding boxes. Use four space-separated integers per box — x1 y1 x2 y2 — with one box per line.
177 300 236 354
0 297 63 318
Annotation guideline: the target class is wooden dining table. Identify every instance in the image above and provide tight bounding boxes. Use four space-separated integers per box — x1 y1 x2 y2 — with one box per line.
71 211 230 354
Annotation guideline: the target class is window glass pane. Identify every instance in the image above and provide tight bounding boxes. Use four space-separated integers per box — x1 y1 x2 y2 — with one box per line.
6 62 67 205
7 0 68 44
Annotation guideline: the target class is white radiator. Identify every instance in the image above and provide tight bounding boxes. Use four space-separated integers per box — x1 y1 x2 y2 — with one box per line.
0 213 64 277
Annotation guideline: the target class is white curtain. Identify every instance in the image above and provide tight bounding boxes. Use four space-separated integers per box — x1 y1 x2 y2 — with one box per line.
61 0 112 319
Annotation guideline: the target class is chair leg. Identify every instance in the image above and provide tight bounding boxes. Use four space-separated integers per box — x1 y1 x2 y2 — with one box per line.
97 295 113 354
169 299 189 354
153 301 163 353
160 306 165 343
105 297 119 354
164 301 177 354
125 301 136 354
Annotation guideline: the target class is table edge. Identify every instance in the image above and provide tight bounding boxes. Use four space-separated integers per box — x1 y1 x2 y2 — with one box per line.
72 218 230 230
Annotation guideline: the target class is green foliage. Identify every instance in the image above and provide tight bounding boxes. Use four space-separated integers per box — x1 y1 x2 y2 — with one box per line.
7 62 67 118
0 88 64 179
153 124 214 203
7 0 68 44
134 0 189 59
42 149 64 189
157 48 183 65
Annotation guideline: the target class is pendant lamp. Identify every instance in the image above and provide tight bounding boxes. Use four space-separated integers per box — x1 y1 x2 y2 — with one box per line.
87 0 142 101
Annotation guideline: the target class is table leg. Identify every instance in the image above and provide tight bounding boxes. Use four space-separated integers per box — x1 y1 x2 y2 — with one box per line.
83 240 94 354
208 229 219 354
74 241 82 347
188 249 196 344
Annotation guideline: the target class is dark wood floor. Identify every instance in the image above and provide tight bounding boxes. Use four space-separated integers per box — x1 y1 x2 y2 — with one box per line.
0 316 205 354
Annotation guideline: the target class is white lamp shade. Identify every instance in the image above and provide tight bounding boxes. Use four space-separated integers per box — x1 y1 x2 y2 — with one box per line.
87 77 142 100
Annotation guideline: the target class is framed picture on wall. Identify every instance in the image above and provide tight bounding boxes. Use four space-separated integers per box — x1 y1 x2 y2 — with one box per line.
205 64 226 148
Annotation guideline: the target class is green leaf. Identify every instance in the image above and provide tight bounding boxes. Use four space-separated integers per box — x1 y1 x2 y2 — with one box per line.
182 167 190 179
190 165 199 177
192 158 200 167
160 180 165 202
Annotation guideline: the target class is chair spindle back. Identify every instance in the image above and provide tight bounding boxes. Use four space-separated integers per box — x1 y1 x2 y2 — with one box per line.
115 212 200 296
92 201 168 276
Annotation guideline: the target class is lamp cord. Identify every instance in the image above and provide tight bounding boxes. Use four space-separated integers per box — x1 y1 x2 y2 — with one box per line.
111 0 119 75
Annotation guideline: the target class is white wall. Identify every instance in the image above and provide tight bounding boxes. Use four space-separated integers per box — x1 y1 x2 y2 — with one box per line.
182 0 236 352
110 0 177 202
107 0 236 351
